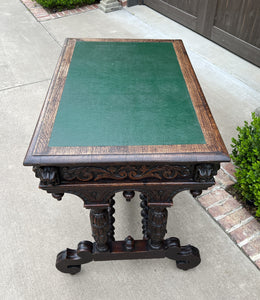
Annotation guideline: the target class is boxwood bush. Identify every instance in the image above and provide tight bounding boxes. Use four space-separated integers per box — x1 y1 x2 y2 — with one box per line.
35 0 96 10
231 112 260 217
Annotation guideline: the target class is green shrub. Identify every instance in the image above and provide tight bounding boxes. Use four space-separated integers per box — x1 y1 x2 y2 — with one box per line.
231 112 260 217
35 0 96 10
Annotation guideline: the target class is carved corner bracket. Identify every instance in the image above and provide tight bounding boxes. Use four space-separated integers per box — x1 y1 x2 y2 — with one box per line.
33 166 60 186
194 163 219 183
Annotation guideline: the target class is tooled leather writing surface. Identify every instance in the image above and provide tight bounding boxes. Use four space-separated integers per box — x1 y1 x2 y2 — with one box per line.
49 41 205 147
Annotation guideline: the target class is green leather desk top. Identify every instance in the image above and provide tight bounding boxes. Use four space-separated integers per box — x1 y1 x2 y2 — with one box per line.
48 41 205 147
24 39 230 166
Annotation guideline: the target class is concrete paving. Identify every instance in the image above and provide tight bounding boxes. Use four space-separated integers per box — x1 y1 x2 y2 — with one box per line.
1 1 260 299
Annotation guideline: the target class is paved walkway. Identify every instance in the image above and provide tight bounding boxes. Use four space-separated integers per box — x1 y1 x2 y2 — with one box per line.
1 1 260 299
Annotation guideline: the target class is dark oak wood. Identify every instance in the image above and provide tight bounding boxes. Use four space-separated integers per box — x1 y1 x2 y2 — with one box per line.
108 196 116 242
123 190 135 201
24 38 229 166
56 237 201 274
24 39 230 274
148 207 168 249
90 208 110 252
140 193 149 239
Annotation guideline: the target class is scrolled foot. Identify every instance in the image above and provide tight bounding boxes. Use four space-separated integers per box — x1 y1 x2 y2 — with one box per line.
56 249 82 275
164 237 181 259
77 241 93 261
56 241 93 274
175 245 201 270
164 238 201 270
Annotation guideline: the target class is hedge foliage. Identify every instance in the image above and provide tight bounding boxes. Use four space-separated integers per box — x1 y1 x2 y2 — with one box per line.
231 113 260 217
35 0 96 10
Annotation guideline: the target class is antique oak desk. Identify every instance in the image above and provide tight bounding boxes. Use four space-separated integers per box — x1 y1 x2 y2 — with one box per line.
24 38 229 274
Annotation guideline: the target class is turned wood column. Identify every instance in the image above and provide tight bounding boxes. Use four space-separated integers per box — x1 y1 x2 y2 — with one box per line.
147 207 168 250
140 193 149 239
108 197 115 242
90 208 110 252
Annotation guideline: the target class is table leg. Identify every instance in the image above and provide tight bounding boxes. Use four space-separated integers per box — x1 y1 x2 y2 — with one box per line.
148 207 168 249
90 208 110 252
53 189 201 274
